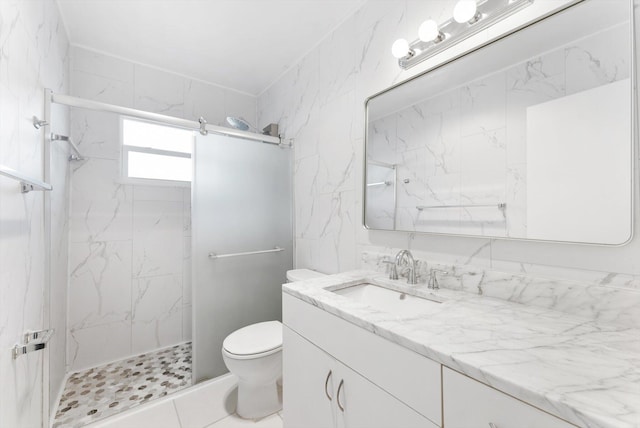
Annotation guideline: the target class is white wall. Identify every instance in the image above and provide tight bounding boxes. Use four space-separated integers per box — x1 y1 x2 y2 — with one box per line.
0 0 70 426
66 46 258 371
258 0 640 289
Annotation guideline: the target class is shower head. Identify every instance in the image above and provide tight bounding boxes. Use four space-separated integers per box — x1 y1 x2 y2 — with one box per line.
226 116 252 131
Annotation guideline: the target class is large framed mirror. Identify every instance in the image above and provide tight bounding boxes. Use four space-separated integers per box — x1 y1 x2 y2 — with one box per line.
364 0 634 245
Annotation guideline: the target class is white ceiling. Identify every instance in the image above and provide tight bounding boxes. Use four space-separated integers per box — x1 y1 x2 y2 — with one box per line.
56 0 365 96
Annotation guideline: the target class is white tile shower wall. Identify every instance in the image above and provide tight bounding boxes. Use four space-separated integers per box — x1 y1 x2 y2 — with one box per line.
67 46 256 371
258 0 640 289
0 0 70 426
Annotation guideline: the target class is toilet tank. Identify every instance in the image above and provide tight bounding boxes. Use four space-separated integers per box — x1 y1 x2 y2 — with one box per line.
286 269 325 282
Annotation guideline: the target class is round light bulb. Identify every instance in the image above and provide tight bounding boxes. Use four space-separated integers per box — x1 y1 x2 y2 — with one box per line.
418 19 440 42
453 0 478 23
391 38 410 59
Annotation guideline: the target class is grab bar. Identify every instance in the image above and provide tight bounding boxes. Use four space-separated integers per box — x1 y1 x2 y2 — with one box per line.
0 164 53 193
208 246 284 259
51 134 85 161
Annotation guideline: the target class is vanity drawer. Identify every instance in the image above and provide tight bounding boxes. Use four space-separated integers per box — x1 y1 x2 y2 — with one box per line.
443 367 577 428
283 293 442 426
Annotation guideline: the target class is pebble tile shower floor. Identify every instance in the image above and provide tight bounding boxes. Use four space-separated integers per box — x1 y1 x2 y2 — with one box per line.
53 342 192 427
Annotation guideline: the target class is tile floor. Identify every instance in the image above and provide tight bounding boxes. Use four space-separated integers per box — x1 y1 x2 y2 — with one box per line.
87 373 283 428
54 342 192 427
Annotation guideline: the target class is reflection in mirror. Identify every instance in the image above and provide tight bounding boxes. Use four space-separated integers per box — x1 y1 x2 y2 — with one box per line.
365 0 633 245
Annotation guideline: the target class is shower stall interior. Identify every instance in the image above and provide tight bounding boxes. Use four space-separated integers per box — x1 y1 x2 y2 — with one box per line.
46 91 292 426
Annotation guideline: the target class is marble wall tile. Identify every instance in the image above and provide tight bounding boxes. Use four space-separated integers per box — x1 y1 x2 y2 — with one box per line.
460 73 507 136
317 91 357 195
68 241 132 330
70 199 133 243
367 115 397 163
315 190 358 273
183 79 226 125
287 50 321 153
71 157 132 202
131 274 183 354
132 200 183 278
72 70 134 107
70 110 121 160
68 321 132 372
133 65 185 117
565 23 630 96
294 155 320 239
318 17 357 107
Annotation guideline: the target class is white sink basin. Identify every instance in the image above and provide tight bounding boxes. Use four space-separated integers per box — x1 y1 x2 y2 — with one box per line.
333 283 441 318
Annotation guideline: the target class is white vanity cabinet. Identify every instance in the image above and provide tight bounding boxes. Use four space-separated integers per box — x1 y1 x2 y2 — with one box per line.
283 293 579 428
284 326 435 428
283 293 442 428
442 367 577 428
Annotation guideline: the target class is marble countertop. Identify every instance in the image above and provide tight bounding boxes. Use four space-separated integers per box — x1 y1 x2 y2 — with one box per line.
283 270 640 428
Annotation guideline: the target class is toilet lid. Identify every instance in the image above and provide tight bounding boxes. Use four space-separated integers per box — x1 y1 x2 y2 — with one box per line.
223 320 282 356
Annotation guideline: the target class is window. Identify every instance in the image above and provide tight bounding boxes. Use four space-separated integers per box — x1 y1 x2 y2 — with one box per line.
122 117 194 183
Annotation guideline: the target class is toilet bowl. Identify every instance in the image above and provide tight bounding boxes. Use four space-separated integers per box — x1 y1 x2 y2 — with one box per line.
222 321 283 419
222 269 325 419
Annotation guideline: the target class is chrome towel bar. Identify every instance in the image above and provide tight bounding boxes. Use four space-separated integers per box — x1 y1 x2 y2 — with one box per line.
208 246 284 259
417 203 506 211
0 164 53 193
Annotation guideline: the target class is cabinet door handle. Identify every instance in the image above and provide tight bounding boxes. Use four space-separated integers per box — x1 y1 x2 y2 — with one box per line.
324 370 333 401
337 379 345 412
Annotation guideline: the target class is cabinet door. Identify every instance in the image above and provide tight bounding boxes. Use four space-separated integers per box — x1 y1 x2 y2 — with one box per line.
443 368 576 428
283 326 336 428
335 361 439 428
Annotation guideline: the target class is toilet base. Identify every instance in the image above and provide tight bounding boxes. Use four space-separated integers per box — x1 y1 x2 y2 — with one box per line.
236 377 282 419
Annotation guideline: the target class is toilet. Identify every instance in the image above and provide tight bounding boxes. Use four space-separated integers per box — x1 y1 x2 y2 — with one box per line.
222 269 325 419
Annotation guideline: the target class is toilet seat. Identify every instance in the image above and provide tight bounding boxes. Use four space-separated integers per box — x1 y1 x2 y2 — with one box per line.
223 320 282 359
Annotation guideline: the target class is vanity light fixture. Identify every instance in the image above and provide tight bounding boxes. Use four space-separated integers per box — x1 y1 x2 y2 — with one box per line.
393 0 534 70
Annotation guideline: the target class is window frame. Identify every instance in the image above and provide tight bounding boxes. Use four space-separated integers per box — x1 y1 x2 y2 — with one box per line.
120 116 194 187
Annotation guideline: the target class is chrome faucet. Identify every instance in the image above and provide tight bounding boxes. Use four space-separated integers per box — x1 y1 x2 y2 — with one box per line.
394 250 418 284
428 269 448 290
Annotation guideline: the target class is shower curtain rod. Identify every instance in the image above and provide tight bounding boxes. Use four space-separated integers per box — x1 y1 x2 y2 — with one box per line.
49 92 282 145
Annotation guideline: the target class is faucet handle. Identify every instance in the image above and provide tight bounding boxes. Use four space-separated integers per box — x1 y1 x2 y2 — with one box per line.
428 269 448 290
382 260 399 280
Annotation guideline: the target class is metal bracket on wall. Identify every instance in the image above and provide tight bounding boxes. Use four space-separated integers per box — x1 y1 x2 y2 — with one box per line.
12 329 55 359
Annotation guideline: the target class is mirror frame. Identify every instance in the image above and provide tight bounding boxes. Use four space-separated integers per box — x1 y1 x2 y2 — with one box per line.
362 0 636 246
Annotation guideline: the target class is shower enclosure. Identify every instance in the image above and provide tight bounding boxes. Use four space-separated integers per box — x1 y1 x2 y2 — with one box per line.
46 90 292 425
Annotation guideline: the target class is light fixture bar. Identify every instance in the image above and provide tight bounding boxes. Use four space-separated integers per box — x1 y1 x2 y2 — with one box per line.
398 0 533 70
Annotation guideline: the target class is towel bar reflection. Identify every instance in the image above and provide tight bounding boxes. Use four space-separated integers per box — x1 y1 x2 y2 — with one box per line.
367 181 392 187
417 203 506 211
208 246 284 259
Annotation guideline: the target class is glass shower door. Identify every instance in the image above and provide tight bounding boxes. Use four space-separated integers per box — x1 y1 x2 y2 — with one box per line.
192 133 292 382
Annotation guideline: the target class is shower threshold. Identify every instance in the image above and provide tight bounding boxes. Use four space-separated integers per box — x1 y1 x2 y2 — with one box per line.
53 342 192 427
